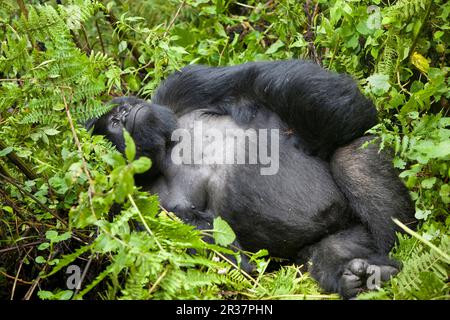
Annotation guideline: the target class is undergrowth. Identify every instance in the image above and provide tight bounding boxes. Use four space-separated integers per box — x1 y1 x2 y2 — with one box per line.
0 0 448 300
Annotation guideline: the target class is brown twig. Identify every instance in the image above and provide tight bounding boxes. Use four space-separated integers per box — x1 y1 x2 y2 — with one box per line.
0 185 91 243
408 0 433 60
0 78 24 83
80 24 92 53
23 250 56 300
73 255 94 297
303 0 321 65
327 35 340 70
70 30 88 54
163 0 186 37
0 172 67 226
99 7 141 64
60 89 97 221
0 241 44 254
11 247 32 300
95 19 106 55
0 184 29 221
0 164 12 180
16 0 28 18
0 270 33 285
0 140 37 180
148 268 168 296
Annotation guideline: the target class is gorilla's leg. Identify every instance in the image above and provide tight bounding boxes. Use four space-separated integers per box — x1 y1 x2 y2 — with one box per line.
330 136 415 253
300 225 399 299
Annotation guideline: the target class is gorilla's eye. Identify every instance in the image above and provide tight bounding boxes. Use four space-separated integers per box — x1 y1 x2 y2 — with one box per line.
118 108 130 121
111 118 120 127
111 107 130 128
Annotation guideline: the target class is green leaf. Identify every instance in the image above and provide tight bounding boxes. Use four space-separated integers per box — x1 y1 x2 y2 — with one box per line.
132 157 151 174
366 74 391 96
37 290 73 300
43 128 60 136
346 34 359 49
413 140 450 160
114 169 134 202
2 206 13 214
421 177 436 189
118 40 127 53
415 209 431 220
0 146 13 157
125 74 140 92
56 231 72 242
38 242 50 250
57 290 74 300
123 129 136 162
213 217 236 247
52 103 65 111
45 230 59 241
265 40 284 55
250 249 269 261
439 184 450 204
356 21 370 35
411 52 430 74
36 256 46 264
44 230 71 244
37 291 54 300
102 152 126 167
393 158 407 169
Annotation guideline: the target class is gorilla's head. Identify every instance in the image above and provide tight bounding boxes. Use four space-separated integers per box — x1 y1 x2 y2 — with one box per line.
88 97 177 178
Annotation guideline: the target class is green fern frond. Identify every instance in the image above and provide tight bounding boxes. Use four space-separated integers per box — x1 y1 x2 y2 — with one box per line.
377 36 398 77
335 54 365 81
390 235 450 299
223 268 252 288
384 0 430 21
2 4 118 124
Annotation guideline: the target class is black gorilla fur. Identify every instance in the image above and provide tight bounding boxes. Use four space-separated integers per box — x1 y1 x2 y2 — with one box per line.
89 60 415 298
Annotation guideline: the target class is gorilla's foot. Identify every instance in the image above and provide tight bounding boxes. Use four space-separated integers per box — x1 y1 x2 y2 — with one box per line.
339 258 399 299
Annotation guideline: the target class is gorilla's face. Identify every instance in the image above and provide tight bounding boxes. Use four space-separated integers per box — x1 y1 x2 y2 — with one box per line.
90 97 177 178
92 101 150 153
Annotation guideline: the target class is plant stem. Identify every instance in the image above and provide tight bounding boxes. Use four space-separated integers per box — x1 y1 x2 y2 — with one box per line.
409 0 433 58
0 140 37 180
128 194 164 251
0 172 67 226
95 19 106 55
393 219 450 263
16 0 28 18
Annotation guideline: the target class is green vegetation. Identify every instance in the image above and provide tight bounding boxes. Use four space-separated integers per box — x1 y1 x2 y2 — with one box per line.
0 0 448 300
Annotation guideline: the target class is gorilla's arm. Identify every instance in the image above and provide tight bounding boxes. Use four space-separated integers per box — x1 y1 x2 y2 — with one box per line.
153 60 377 158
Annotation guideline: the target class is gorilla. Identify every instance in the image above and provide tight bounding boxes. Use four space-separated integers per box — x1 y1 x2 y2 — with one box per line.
89 60 415 298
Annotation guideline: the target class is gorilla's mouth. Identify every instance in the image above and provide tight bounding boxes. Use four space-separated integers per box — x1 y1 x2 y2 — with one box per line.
126 104 147 135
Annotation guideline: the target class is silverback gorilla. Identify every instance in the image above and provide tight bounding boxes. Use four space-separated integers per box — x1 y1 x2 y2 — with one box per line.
89 60 415 298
